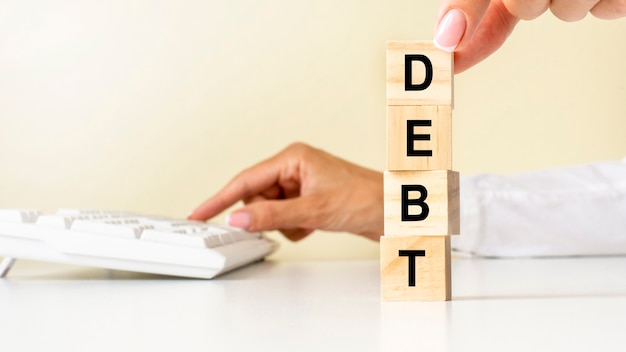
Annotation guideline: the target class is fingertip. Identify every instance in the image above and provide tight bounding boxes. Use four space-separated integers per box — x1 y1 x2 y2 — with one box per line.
186 205 207 221
187 192 235 222
187 211 205 221
434 8 467 52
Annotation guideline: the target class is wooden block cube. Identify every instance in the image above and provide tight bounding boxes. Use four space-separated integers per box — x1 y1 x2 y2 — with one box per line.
386 41 453 106
380 235 451 301
384 170 459 236
387 105 452 171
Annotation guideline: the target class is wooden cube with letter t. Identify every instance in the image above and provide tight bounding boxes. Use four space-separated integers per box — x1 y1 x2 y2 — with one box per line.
380 235 451 301
381 40 457 302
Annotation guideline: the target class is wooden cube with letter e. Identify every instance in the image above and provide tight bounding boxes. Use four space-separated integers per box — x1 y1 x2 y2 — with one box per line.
381 40 457 302
387 105 452 171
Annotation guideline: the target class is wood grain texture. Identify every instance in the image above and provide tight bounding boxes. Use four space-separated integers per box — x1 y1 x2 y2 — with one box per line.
384 170 459 236
380 235 451 301
386 41 453 106
387 105 452 171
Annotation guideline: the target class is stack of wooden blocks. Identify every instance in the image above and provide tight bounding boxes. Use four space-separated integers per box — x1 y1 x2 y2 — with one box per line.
380 41 459 301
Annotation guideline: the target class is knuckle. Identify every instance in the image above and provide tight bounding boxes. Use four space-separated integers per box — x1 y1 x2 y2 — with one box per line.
591 0 626 18
503 0 549 20
284 142 314 156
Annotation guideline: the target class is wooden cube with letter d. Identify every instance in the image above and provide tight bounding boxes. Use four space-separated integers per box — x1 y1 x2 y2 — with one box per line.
386 41 453 106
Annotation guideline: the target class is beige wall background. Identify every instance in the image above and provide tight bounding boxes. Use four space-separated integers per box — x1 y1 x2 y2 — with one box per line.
1 1 625 260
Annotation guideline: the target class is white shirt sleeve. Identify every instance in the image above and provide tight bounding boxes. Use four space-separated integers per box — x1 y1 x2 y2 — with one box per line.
452 159 626 257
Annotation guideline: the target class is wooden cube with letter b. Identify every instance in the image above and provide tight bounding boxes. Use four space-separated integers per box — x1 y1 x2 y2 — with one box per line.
381 40 458 302
384 170 459 237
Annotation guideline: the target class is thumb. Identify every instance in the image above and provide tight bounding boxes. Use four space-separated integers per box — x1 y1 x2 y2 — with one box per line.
226 196 322 233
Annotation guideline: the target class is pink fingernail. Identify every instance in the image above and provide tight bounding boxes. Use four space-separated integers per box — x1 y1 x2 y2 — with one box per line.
226 211 251 229
434 9 467 52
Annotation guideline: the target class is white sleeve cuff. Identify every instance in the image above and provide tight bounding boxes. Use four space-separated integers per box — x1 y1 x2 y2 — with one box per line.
452 160 626 257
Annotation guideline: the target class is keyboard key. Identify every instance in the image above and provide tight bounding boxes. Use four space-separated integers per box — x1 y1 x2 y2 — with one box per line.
0 209 41 223
36 215 75 229
141 228 222 248
219 232 235 245
56 209 134 217
37 214 129 229
136 218 205 229
71 219 154 239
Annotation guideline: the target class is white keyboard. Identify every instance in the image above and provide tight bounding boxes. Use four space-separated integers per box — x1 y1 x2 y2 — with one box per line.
0 209 277 279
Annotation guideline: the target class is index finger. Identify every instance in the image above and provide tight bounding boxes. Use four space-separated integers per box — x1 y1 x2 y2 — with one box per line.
187 153 289 221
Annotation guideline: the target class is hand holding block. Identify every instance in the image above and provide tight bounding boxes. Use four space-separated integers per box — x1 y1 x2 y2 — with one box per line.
386 41 453 106
384 170 459 236
380 235 451 301
387 105 452 171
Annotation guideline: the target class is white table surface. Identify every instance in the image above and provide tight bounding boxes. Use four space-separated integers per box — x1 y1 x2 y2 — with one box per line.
1 257 625 352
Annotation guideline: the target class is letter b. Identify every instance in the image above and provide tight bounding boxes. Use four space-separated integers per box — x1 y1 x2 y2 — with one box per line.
401 185 429 221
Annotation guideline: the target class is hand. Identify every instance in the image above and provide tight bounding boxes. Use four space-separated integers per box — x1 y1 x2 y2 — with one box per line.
188 143 384 242
434 0 626 73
